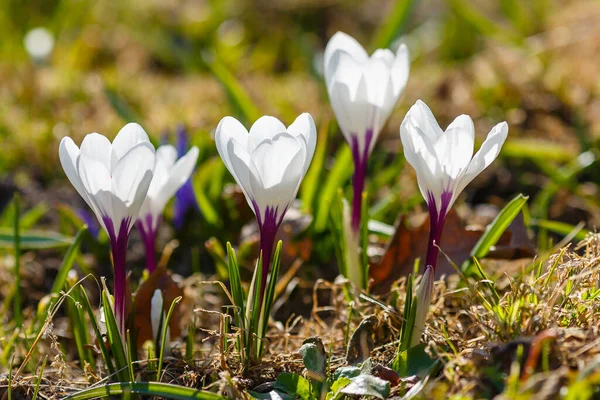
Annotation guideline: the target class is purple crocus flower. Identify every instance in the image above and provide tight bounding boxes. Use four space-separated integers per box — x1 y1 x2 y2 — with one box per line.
400 100 508 345
76 208 101 239
324 32 410 234
173 125 200 230
59 123 156 336
215 114 316 300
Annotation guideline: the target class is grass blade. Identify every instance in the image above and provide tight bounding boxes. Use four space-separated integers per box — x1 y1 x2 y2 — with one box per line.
313 146 353 232
300 119 331 213
79 286 115 377
202 52 260 125
157 296 182 381
63 382 225 400
0 228 74 249
462 194 529 275
101 287 131 381
51 226 87 294
370 0 417 49
12 193 22 327
226 242 245 327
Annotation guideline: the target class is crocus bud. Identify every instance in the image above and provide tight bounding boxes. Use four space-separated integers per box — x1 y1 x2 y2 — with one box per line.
151 289 171 355
410 265 434 347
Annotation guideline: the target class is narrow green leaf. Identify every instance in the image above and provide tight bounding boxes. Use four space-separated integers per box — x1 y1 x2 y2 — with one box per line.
51 227 87 294
79 287 115 377
370 0 417 49
12 193 22 327
157 296 182 381
31 355 47 400
300 119 331 213
102 289 131 381
19 202 49 230
0 228 74 249
63 382 225 400
104 87 142 123
203 52 260 125
359 191 370 290
192 157 223 227
462 194 529 274
531 219 588 241
313 146 353 232
226 242 245 327
66 279 94 369
260 241 282 339
448 0 524 45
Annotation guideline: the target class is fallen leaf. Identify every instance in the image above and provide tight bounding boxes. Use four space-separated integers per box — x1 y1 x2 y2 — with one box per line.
371 210 535 291
132 266 185 347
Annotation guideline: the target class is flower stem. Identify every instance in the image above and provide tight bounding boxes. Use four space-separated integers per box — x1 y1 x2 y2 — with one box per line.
424 192 452 270
112 232 128 336
257 215 278 304
104 217 131 337
350 130 373 234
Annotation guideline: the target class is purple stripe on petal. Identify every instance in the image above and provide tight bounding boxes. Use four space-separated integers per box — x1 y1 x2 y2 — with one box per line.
137 214 158 273
251 200 285 304
103 216 132 336
424 190 452 271
350 129 373 233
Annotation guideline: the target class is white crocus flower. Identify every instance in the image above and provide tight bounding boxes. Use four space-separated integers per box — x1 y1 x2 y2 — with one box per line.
151 289 171 355
324 31 410 232
137 144 199 272
215 113 316 285
400 100 508 347
58 122 156 335
324 31 410 160
400 100 508 241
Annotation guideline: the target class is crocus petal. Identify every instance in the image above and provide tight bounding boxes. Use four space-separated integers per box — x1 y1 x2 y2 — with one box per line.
59 137 91 208
400 116 443 204
434 114 474 179
248 136 305 219
405 100 444 143
112 142 156 208
248 116 287 149
226 139 256 209
371 48 395 67
215 116 249 177
215 114 316 227
400 100 508 215
324 31 369 85
453 122 508 200
286 113 316 174
391 44 410 97
79 133 114 171
149 146 199 220
77 155 114 225
112 123 151 160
